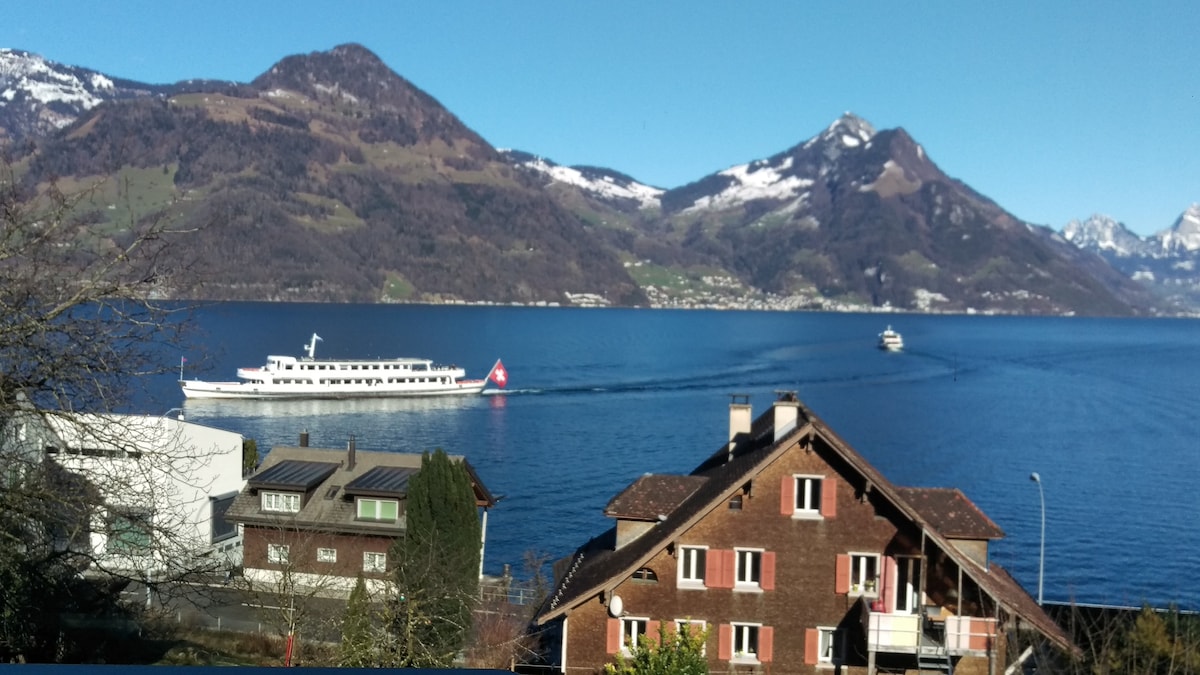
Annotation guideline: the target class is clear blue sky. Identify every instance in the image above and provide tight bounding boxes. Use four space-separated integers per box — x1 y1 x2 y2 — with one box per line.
5 0 1197 235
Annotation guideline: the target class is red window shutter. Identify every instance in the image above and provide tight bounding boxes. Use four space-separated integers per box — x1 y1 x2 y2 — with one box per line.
722 549 736 588
883 556 898 613
607 618 621 654
804 628 819 665
646 620 660 646
780 475 794 515
761 551 776 590
821 476 837 517
705 548 722 588
835 553 850 594
759 626 774 663
718 623 732 660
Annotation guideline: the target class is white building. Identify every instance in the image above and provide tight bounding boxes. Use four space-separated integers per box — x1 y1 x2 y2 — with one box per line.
42 411 246 579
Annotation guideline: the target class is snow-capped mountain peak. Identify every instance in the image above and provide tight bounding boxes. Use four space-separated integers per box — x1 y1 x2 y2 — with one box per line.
504 151 663 209
0 49 113 120
1158 203 1200 254
1062 214 1150 257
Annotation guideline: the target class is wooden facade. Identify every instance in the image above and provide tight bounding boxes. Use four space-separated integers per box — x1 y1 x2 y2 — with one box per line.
532 396 1073 674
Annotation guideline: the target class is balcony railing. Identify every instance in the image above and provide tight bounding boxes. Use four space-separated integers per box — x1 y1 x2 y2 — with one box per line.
866 609 996 656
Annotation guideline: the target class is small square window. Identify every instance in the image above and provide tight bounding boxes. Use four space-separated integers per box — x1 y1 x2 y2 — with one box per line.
267 543 289 564
363 551 387 573
849 552 880 596
317 547 337 563
731 623 760 662
794 475 823 515
734 548 762 589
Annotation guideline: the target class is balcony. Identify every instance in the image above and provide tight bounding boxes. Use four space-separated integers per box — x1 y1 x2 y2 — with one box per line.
866 606 996 657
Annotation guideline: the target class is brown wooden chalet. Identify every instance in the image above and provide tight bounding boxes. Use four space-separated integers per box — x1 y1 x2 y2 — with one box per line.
226 434 495 592
530 394 1074 674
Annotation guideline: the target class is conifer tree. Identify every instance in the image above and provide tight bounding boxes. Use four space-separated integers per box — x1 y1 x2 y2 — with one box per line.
385 449 481 667
339 573 374 667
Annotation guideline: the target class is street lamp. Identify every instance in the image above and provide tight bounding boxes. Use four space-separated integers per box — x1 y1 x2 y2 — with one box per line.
1030 472 1045 605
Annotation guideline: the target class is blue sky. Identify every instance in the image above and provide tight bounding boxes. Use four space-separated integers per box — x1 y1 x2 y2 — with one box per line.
5 1 1197 235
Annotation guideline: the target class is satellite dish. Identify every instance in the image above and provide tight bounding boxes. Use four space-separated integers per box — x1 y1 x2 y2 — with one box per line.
608 594 624 618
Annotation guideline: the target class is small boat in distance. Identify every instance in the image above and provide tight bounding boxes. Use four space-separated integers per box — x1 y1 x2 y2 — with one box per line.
878 325 904 351
180 333 507 400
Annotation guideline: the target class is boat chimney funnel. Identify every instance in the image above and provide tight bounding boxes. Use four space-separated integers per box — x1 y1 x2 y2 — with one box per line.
348 435 357 470
728 394 751 462
299 430 309 447
773 390 800 443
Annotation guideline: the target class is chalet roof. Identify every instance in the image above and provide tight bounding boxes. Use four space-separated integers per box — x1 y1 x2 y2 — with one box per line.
896 487 1005 540
225 444 494 536
535 397 1075 654
604 474 708 521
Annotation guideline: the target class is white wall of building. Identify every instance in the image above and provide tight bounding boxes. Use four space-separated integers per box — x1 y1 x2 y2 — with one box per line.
46 412 245 578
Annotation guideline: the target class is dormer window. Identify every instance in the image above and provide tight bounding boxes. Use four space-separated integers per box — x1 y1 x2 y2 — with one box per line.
262 491 300 513
357 498 399 522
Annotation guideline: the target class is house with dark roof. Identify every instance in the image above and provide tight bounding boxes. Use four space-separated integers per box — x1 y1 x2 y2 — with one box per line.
227 434 495 594
529 394 1075 674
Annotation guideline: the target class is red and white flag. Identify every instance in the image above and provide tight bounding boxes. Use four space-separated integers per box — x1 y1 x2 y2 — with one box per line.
488 359 508 388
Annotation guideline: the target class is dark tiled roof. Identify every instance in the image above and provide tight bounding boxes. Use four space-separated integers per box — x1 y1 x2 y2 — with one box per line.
344 466 418 496
895 487 1006 540
248 459 340 491
604 474 708 521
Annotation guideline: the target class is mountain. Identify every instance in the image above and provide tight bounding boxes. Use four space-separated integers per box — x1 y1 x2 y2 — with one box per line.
1062 205 1200 311
7 45 644 305
0 45 1170 315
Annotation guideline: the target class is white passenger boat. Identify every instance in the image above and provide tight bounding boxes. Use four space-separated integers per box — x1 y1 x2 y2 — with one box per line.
180 333 507 400
878 325 904 351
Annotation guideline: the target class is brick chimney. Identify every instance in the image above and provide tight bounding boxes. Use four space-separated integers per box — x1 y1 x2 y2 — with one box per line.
728 394 751 461
347 435 357 470
299 430 309 447
773 391 800 443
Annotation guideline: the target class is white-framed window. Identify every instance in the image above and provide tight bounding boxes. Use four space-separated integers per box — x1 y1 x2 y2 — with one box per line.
317 547 337 563
267 543 289 564
794 475 823 515
817 626 843 665
675 619 707 655
850 552 880 596
895 556 922 614
363 551 387 573
734 548 762 589
357 498 399 521
261 491 300 513
620 617 649 654
731 622 760 662
678 545 707 588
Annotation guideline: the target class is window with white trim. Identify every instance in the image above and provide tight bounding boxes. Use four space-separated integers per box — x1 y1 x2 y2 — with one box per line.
734 548 762 589
794 475 823 515
620 617 649 654
267 543 289 564
850 552 880 596
818 626 843 665
678 546 707 587
357 498 399 521
363 551 387 573
675 619 707 655
261 491 300 513
317 547 337 563
731 622 760 661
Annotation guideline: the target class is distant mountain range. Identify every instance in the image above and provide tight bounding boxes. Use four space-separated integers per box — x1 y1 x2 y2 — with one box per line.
2 44 1195 315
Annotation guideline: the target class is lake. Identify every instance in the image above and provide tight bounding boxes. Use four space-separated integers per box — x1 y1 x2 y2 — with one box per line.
136 303 1200 610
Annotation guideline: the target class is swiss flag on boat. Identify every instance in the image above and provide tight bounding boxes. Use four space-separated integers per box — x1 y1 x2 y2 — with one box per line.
488 360 508 388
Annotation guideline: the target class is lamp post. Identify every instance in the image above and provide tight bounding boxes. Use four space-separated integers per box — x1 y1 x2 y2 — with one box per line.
1030 472 1045 605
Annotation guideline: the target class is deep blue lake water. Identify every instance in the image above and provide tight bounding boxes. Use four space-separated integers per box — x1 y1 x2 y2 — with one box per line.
133 303 1200 610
